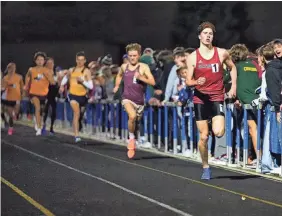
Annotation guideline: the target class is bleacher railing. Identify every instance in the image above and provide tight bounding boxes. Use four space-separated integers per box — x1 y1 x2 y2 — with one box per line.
20 97 282 177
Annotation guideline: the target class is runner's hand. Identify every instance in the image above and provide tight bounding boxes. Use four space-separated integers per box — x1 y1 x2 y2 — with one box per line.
196 77 206 85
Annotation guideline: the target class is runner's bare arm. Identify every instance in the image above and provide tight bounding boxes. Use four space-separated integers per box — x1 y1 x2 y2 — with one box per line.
82 68 89 80
186 53 198 86
114 64 125 89
138 64 155 86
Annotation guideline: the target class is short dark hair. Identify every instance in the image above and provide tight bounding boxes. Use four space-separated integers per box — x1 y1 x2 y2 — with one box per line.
34 51 47 61
76 51 86 58
197 21 216 35
184 48 195 54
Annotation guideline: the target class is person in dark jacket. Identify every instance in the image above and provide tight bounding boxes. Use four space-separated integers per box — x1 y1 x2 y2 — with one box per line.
262 44 282 160
152 50 174 102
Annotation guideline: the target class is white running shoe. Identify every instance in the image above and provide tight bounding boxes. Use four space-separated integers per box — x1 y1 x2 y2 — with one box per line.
36 128 42 136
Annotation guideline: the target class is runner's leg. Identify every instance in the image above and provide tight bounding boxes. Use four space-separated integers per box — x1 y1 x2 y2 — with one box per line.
123 101 137 158
70 100 81 142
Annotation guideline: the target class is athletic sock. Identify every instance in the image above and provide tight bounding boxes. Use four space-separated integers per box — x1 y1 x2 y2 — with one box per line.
129 132 135 139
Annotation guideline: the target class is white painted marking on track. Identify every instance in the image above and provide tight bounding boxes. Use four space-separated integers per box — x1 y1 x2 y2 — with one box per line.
3 141 193 216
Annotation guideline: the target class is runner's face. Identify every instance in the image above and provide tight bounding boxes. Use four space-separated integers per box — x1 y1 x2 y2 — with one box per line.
274 43 282 58
45 59 54 70
35 56 45 67
7 63 16 74
199 28 214 45
76 56 86 67
128 50 140 65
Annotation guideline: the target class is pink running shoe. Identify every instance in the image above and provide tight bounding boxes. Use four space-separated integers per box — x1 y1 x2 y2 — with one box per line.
8 127 13 135
127 138 136 159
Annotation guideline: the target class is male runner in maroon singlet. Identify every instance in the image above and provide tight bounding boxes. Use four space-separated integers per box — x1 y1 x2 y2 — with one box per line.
113 43 155 159
186 22 237 180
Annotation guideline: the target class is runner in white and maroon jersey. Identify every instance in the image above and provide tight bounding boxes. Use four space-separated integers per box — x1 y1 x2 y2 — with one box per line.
186 22 237 180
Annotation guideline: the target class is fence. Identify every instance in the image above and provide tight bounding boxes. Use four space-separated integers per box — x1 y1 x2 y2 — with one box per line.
19 97 282 177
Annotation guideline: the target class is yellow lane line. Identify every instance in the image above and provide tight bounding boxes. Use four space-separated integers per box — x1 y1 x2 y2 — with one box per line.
13 122 282 208
67 144 282 209
1 177 55 216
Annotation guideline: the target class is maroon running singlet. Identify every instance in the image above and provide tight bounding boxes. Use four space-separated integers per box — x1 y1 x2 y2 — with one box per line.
122 64 146 105
193 47 225 104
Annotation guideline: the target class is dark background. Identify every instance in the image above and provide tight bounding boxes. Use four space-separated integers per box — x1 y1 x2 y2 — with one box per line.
2 1 282 75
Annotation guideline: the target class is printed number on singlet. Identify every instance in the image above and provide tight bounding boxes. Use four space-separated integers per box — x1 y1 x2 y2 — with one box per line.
211 63 219 73
219 104 223 113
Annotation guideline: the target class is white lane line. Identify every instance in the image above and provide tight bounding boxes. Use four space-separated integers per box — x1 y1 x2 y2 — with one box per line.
3 141 193 216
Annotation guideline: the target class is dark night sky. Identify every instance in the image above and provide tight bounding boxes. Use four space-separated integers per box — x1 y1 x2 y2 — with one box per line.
2 2 282 48
1 1 282 72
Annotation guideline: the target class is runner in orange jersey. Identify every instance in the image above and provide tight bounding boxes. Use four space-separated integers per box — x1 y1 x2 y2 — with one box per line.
24 52 55 135
1 63 24 135
60 51 93 143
